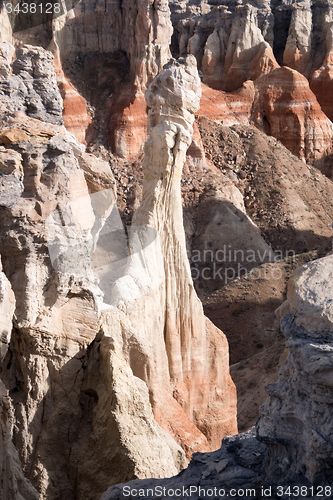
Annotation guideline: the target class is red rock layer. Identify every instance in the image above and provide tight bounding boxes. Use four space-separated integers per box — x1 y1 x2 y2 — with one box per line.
197 82 254 126
252 66 333 165
109 90 148 159
310 33 333 123
58 78 92 145
53 53 92 145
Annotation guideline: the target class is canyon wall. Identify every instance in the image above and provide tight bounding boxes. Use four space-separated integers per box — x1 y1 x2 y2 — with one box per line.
168 0 333 170
0 43 237 499
1 2 333 498
3 0 333 168
0 44 184 499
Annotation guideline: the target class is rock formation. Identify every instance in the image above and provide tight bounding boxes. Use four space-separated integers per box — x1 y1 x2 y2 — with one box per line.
50 0 173 157
223 4 278 92
0 43 238 498
311 20 333 123
102 252 333 498
168 0 333 167
2 3 333 498
283 0 312 77
252 66 333 167
3 0 333 167
0 42 63 124
105 55 237 455
259 255 333 485
0 43 186 499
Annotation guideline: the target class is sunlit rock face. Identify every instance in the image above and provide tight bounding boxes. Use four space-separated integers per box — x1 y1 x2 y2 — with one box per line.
0 44 187 500
0 43 238 499
252 65 333 168
107 55 237 456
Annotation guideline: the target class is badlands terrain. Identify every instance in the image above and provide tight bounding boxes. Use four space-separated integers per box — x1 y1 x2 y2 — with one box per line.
1 0 333 498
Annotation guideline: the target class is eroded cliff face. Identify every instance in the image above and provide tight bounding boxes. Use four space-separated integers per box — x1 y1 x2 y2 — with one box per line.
0 43 238 499
0 43 188 499
1 3 333 498
107 55 237 455
168 0 333 168
1 0 173 154
51 0 173 156
252 65 333 168
3 0 333 168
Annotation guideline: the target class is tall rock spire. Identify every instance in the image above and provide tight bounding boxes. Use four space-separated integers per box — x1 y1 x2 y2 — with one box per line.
111 55 237 454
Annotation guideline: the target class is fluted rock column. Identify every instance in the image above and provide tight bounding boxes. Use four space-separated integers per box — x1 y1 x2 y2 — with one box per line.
112 56 237 454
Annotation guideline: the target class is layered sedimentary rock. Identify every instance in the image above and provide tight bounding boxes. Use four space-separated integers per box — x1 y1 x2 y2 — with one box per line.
0 381 39 500
106 55 237 454
283 0 312 77
164 0 333 168
0 42 63 124
311 20 333 123
3 0 333 167
198 82 255 126
0 250 39 499
222 5 278 92
252 66 333 166
0 43 238 498
50 0 173 156
258 255 333 485
102 252 333 499
0 43 189 499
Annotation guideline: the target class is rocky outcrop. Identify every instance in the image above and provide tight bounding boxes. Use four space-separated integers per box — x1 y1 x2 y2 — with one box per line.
0 9 12 44
198 82 255 126
0 254 39 499
4 0 333 167
311 21 333 123
258 255 333 485
283 0 312 77
0 126 181 492
0 43 63 125
0 43 191 499
0 257 15 369
223 5 278 92
102 252 333 498
0 146 24 208
197 120 333 262
50 0 173 156
0 381 39 500
102 428 267 500
171 1 277 92
252 66 333 167
0 44 239 498
53 50 92 145
162 0 333 169
1 0 174 154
